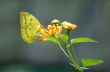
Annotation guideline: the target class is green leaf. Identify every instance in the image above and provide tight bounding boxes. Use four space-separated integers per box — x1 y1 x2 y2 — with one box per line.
81 58 103 67
71 37 97 44
43 36 58 43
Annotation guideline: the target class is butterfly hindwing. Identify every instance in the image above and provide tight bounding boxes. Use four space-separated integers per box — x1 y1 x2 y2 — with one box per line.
20 12 41 43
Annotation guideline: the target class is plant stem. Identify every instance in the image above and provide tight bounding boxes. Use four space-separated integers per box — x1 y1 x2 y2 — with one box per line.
67 47 80 69
66 29 84 72
57 42 69 58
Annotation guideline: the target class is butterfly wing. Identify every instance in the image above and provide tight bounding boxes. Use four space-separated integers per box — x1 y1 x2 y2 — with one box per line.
20 12 41 43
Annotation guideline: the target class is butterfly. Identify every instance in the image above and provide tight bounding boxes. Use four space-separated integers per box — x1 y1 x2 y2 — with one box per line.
20 12 42 43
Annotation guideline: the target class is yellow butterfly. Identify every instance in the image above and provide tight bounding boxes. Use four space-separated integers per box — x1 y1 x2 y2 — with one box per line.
20 12 42 43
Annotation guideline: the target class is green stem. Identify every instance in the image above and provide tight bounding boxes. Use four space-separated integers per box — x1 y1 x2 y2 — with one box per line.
68 46 84 72
66 29 83 72
57 38 78 69
69 44 80 67
57 41 70 59
67 47 80 69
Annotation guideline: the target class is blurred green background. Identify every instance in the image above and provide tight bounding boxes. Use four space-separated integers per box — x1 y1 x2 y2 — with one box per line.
0 0 110 72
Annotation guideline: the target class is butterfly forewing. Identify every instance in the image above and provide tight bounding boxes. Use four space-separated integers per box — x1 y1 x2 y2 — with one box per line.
20 12 41 43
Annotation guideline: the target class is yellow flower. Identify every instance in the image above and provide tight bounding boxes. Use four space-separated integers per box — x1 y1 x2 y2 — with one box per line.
47 25 56 35
39 24 62 42
55 25 62 36
61 21 77 30
48 24 62 37
40 28 49 36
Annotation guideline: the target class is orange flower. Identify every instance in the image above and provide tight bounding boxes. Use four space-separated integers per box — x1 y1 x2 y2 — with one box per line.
39 37 48 42
48 25 56 35
55 25 62 37
61 21 77 30
40 28 49 36
39 24 62 42
48 24 62 37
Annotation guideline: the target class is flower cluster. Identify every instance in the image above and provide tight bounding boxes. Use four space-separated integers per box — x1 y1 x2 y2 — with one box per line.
39 19 77 42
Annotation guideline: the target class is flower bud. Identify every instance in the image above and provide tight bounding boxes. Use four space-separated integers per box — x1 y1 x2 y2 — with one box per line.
51 19 59 24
